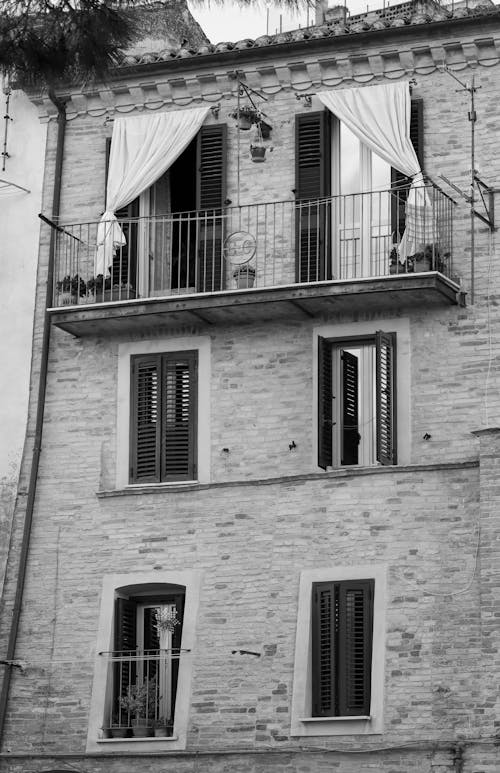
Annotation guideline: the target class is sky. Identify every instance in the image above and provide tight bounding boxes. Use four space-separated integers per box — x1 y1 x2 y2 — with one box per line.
188 0 370 44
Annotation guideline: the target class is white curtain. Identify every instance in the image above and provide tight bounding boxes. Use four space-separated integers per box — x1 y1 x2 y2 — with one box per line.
318 82 434 258
96 106 210 275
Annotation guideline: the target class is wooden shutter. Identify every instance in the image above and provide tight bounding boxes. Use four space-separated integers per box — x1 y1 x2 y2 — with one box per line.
312 580 374 718
196 124 227 292
130 355 161 483
337 580 374 716
312 582 337 716
114 597 137 715
161 351 197 481
341 350 359 466
317 336 333 470
104 137 139 293
391 99 424 243
295 111 331 283
375 331 397 466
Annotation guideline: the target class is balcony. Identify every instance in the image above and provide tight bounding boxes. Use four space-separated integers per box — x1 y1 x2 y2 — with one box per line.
50 183 461 336
100 649 180 739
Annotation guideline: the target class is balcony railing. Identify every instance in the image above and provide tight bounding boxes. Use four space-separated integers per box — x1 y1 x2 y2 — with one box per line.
52 183 455 308
101 649 181 737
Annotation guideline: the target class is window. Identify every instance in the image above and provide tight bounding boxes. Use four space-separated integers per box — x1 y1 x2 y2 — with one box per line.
87 570 202 753
291 565 386 737
113 589 185 734
318 331 396 469
312 580 373 717
115 336 210 490
295 100 423 282
130 350 197 484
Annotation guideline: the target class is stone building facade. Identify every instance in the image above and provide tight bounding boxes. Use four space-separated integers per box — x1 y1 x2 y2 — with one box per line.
1 3 500 773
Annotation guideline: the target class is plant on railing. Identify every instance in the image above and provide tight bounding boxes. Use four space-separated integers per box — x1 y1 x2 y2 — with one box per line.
409 244 449 274
155 607 180 635
233 264 256 289
153 716 173 737
119 679 157 736
86 273 135 301
56 274 86 301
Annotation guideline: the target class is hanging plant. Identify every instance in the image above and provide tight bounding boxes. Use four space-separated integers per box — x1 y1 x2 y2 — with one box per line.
229 104 261 130
155 607 180 634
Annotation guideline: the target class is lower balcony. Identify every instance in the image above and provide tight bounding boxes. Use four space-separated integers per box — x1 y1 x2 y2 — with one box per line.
50 184 461 336
100 650 179 740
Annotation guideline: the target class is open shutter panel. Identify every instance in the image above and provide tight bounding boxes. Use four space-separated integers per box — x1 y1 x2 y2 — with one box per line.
161 351 197 481
341 350 359 466
114 597 137 716
337 580 374 717
391 99 424 244
312 582 337 717
295 112 331 283
197 125 227 292
130 355 161 483
318 336 333 470
376 331 397 465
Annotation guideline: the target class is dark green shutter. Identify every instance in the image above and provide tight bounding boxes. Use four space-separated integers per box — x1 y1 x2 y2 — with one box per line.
341 350 359 466
196 124 227 292
295 111 331 283
375 331 397 466
312 580 374 718
114 597 137 717
130 355 161 483
105 137 138 292
161 351 198 482
337 580 374 717
312 583 337 717
318 336 333 470
391 99 424 243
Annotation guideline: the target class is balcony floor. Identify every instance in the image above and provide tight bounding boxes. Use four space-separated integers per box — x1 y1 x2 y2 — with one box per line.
49 273 463 337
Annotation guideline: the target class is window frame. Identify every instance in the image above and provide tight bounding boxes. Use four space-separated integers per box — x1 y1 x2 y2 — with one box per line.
86 570 202 753
291 564 387 737
313 318 410 471
115 336 211 489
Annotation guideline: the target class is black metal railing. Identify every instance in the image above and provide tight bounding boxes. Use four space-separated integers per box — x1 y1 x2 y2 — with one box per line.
52 183 455 307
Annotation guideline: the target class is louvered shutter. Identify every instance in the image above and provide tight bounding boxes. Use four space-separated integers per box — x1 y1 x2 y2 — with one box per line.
375 331 397 466
295 112 331 283
161 351 197 481
312 582 337 716
341 350 359 466
169 594 185 721
196 125 227 292
114 597 137 715
391 99 424 244
130 355 161 483
318 336 333 470
337 580 374 716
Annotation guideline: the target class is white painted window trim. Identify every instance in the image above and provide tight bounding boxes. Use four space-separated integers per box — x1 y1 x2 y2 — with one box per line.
116 335 211 488
312 317 411 469
290 564 387 737
86 569 202 753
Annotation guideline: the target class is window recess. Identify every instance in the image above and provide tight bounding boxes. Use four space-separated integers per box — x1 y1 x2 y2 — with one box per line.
318 331 396 469
130 350 198 483
312 579 374 718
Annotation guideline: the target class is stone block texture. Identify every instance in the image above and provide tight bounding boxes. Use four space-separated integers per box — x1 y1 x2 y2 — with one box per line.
2 9 500 773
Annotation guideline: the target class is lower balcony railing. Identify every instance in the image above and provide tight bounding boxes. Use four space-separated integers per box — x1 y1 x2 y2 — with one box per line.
52 183 455 307
101 650 180 739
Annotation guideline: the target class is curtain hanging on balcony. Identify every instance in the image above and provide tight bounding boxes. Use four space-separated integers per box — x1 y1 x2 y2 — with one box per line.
95 106 210 275
317 82 433 257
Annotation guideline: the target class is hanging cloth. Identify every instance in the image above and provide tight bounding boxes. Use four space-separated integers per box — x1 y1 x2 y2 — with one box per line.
96 106 210 275
317 82 434 258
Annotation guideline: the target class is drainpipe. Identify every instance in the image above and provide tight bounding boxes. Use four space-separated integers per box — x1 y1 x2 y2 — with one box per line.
0 94 66 743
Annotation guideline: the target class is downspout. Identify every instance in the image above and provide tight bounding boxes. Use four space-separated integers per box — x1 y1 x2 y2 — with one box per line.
0 94 66 743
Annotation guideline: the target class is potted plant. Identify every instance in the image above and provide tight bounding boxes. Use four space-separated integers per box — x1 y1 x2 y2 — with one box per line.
233 264 256 289
118 679 156 737
230 104 260 130
108 713 130 738
56 274 86 305
153 717 172 737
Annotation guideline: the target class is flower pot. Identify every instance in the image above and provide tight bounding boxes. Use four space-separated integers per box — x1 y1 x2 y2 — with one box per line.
250 144 266 163
238 114 253 130
131 720 153 737
414 257 432 272
233 268 255 289
58 291 77 306
153 726 169 737
110 726 130 738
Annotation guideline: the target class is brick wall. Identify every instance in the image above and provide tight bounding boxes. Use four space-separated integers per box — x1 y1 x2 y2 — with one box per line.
2 13 500 773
